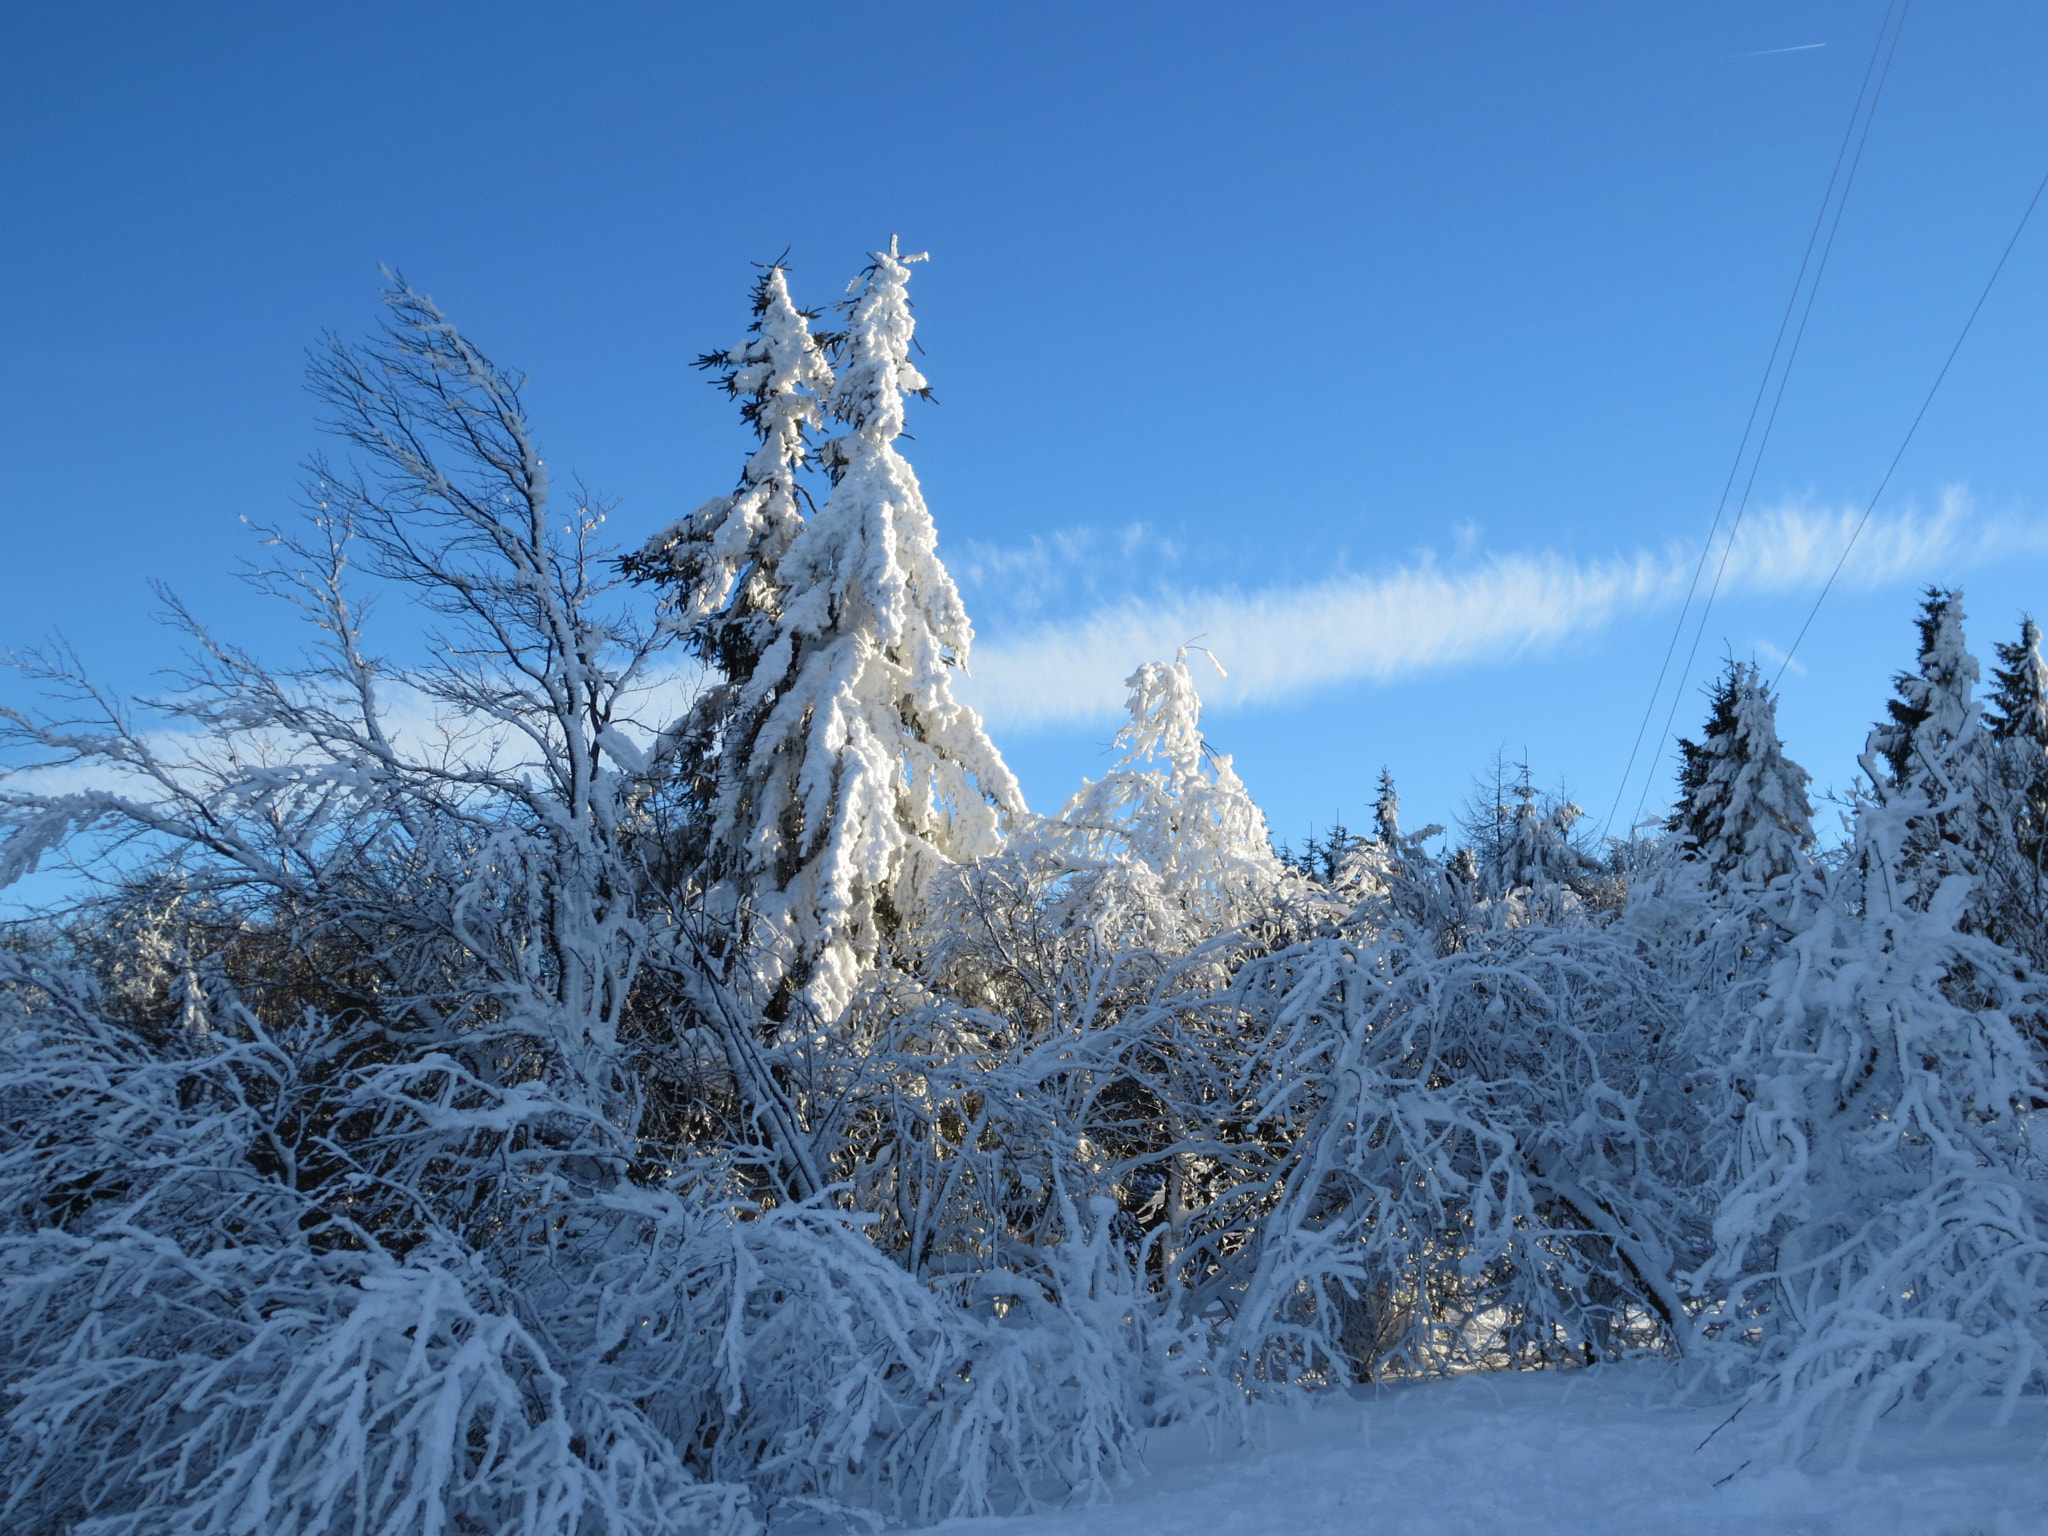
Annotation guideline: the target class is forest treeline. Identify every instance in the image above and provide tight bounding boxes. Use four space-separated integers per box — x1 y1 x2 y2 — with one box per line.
1 246 2044 1534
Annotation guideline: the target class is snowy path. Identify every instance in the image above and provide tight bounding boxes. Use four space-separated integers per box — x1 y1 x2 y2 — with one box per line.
933 1366 2048 1536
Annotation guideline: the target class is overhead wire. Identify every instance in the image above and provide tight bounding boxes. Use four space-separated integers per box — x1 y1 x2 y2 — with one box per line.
1626 0 1911 835
1599 0 1908 841
1771 160 2048 687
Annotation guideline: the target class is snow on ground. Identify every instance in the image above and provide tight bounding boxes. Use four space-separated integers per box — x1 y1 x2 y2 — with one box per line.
935 1365 2048 1536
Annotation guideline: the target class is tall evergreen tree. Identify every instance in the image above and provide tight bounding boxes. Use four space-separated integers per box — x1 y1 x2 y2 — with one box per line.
628 262 835 884
1869 588 1982 792
1986 616 2048 745
1981 616 2048 975
722 239 1023 1018
1671 661 1813 892
1372 767 1403 847
1861 589 1997 917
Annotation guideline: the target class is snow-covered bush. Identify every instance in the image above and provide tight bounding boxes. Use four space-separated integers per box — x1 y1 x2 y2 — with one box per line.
1692 617 2048 1460
1142 894 1708 1386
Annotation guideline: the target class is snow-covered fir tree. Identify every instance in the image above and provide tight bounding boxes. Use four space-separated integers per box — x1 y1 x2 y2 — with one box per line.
710 240 1022 1018
1983 616 2048 974
1464 757 1603 914
1671 661 1814 893
1987 615 2048 746
1870 588 1985 792
1372 767 1403 846
1861 589 1998 920
626 261 834 885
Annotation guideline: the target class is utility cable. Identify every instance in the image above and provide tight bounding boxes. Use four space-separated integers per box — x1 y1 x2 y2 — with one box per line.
1600 0 1906 840
1771 160 2048 687
1625 0 1912 835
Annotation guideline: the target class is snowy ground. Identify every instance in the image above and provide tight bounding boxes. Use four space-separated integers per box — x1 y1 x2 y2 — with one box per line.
933 1366 2048 1536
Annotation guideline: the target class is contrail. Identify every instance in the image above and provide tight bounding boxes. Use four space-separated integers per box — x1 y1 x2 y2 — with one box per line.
1727 42 1826 58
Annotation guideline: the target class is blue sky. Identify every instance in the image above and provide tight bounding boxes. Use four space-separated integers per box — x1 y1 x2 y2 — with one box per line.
4 1 2047 851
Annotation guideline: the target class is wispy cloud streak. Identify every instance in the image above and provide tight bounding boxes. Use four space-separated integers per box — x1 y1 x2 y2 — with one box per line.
960 496 2048 729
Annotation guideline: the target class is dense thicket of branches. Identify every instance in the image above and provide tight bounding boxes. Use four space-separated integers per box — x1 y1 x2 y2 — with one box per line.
2 257 2044 1533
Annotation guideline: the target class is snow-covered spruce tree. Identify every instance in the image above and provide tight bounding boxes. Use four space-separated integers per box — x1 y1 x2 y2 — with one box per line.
623 261 834 893
1461 755 1609 922
674 241 1022 1021
1276 772 1471 972
1278 819 1368 888
1302 768 1460 950
1983 615 2048 978
1987 615 2048 748
1862 588 1999 923
1372 767 1404 848
1670 661 1814 894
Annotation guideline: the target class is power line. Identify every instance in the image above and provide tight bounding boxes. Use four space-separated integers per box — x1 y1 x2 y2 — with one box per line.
1771 160 2048 687
1625 0 1912 836
1599 0 1908 841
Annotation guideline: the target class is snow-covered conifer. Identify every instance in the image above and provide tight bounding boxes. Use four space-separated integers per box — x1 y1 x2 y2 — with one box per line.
1861 589 1997 917
1671 661 1813 892
1987 615 2048 747
1372 767 1402 847
631 263 830 649
719 240 1023 1018
1328 767 1456 940
1982 617 2048 971
626 263 833 884
1870 589 1984 794
1467 758 1599 911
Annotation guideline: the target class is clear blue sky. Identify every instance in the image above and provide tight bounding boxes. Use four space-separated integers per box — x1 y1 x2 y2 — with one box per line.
4 1 2046 850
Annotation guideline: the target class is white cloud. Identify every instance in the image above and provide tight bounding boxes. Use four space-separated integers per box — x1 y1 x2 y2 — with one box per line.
959 492 2048 730
950 522 1178 619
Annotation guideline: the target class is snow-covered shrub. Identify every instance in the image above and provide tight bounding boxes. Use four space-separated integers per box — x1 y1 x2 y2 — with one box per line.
0 950 754 1536
1696 756 2048 1460
0 931 1209 1531
1149 905 1707 1386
